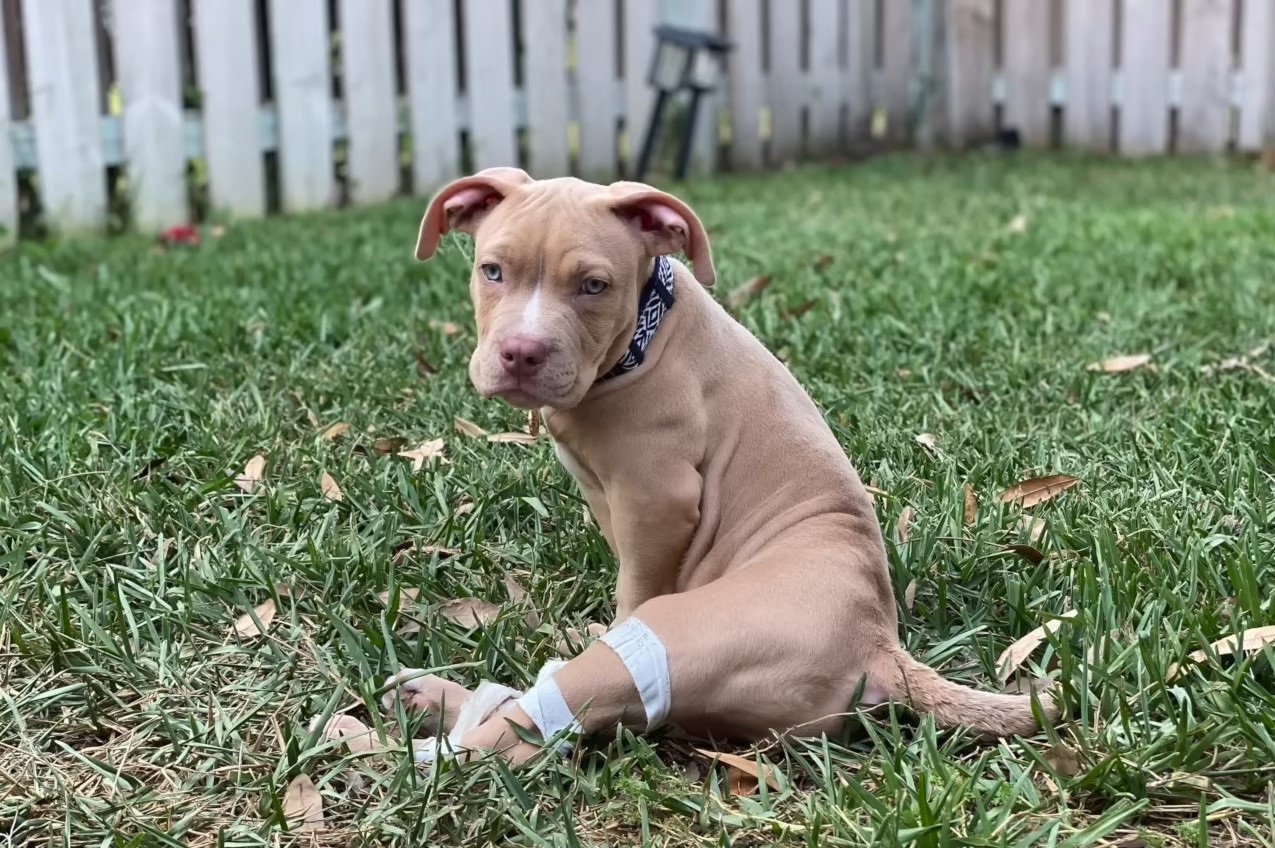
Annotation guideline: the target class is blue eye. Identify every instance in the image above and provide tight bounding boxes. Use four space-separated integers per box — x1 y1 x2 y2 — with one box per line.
580 278 607 295
481 263 502 282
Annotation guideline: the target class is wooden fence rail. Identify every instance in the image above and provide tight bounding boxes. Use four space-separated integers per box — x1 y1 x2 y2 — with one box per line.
1 0 1273 246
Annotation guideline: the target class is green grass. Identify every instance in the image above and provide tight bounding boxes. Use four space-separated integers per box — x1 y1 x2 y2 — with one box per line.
2 153 1275 846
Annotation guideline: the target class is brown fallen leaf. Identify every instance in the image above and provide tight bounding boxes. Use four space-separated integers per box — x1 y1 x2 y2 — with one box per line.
998 474 1080 508
231 598 277 639
371 436 408 455
415 351 437 377
504 574 541 628
320 472 344 502
903 579 917 611
995 610 1079 683
863 484 888 499
694 749 781 795
376 586 421 605
1017 516 1046 543
282 774 325 833
1001 543 1045 564
1087 353 1152 373
487 432 538 445
1165 625 1275 681
783 298 819 319
311 714 379 754
964 484 978 525
1008 213 1029 233
391 542 460 565
321 422 350 440
528 410 542 438
398 438 448 471
896 506 915 544
727 275 772 310
438 597 502 627
235 454 266 493
915 432 941 458
1043 743 1081 777
454 416 488 438
813 254 834 270
433 320 462 336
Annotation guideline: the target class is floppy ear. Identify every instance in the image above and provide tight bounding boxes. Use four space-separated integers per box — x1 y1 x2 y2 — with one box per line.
415 167 534 260
606 182 716 287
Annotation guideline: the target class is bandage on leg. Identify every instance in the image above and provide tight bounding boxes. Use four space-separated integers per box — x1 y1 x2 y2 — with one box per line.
599 616 671 731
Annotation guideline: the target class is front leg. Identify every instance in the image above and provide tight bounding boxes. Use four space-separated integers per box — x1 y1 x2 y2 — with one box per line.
605 460 702 621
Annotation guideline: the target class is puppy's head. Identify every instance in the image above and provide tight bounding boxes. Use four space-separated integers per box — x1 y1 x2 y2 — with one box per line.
415 168 714 410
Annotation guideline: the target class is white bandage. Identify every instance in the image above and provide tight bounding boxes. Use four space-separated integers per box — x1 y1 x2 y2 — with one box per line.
514 659 583 753
600 616 671 731
414 680 520 764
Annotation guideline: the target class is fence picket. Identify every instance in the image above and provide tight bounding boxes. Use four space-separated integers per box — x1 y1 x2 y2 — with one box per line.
575 0 618 178
403 0 460 191
843 0 874 146
1239 0 1275 150
1063 0 1114 150
1002 0 1051 147
340 0 398 203
881 0 912 143
523 0 569 177
268 0 334 212
22 0 106 231
724 0 763 169
622 0 657 177
462 0 517 169
768 0 804 163
0 8 17 246
113 0 188 231
1118 0 1171 155
193 0 264 217
1178 0 1233 153
807 0 841 155
943 0 995 148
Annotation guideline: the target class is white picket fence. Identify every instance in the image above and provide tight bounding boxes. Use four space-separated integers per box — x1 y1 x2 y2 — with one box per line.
1 0 1273 246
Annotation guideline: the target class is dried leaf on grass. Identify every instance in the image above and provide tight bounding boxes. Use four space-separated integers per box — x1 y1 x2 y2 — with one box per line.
438 597 503 627
964 484 978 524
431 319 462 336
783 299 819 319
903 579 918 611
1017 516 1046 542
998 474 1080 508
694 749 781 795
1001 544 1045 564
371 436 408 455
320 472 343 502
454 416 488 437
1043 743 1082 777
813 254 834 270
1087 353 1152 373
1165 625 1275 681
321 422 350 440
391 542 460 565
528 410 542 437
282 774 325 833
398 438 448 471
1008 213 1029 234
996 610 1079 683
232 598 277 639
896 506 915 544
487 432 538 444
376 587 421 605
502 574 542 629
235 454 266 493
415 351 437 377
310 714 380 754
727 275 772 310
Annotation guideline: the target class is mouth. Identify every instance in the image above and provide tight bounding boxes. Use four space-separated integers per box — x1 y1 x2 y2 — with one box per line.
489 385 547 409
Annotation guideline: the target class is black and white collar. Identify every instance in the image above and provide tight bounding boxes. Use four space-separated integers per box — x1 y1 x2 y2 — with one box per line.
598 255 675 381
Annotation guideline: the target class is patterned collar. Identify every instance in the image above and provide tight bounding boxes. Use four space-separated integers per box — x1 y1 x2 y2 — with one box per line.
598 256 675 381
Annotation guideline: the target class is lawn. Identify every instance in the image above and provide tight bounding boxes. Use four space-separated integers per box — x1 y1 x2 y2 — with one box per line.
2 153 1274 847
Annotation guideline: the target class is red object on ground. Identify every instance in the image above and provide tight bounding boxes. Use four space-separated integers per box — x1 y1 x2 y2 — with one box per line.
158 224 200 248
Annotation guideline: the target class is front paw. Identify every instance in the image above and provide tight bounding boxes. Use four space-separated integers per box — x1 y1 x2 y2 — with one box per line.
381 668 472 734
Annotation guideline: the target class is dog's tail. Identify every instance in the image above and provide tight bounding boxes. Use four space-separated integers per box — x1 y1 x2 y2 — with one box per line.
871 645 1057 739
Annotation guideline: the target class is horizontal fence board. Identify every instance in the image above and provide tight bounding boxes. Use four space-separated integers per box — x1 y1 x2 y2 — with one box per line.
575 0 618 178
0 7 16 246
1002 0 1052 146
113 0 188 230
1177 0 1233 153
1118 0 1172 154
340 0 399 203
523 0 569 177
22 0 107 232
725 0 764 169
463 0 517 169
1063 0 1114 150
403 0 460 192
193 0 265 217
269 0 335 212
1238 0 1275 150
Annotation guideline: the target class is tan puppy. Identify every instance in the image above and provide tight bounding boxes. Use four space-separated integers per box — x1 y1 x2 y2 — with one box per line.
383 167 1057 766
